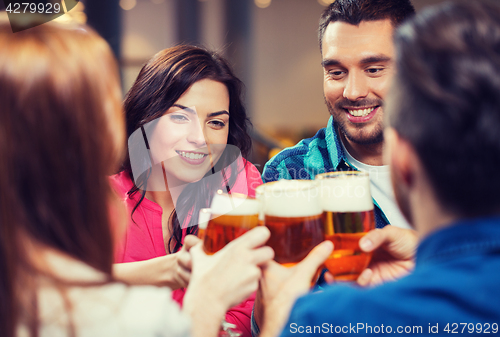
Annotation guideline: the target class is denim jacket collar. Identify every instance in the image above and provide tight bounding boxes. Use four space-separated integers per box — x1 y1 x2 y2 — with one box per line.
416 216 500 266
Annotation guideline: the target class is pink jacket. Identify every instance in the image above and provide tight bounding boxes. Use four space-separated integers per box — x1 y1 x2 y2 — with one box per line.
111 159 262 337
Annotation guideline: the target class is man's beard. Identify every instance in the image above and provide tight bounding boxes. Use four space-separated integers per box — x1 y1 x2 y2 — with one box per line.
326 98 384 145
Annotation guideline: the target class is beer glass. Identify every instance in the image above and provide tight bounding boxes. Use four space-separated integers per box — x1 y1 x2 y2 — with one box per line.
201 191 260 255
255 182 277 227
316 171 375 281
262 180 324 266
197 208 211 240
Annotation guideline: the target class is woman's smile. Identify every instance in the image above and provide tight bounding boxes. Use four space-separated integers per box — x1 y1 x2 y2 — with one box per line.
176 150 209 165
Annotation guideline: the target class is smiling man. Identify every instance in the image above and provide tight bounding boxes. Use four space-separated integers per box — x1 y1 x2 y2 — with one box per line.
262 0 415 230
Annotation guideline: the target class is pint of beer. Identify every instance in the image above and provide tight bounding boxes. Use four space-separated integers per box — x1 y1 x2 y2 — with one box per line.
197 208 211 241
255 182 277 227
262 180 324 266
202 191 260 255
316 171 375 281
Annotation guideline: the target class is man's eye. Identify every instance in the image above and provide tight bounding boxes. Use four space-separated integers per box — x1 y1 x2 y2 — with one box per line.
328 70 345 79
366 68 384 74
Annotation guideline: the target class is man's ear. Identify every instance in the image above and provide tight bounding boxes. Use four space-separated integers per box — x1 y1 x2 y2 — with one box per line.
384 128 417 188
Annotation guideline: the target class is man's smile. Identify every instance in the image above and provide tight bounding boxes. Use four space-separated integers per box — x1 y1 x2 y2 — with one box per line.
345 106 379 117
344 106 380 123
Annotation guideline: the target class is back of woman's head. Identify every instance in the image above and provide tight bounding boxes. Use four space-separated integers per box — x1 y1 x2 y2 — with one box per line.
0 22 123 337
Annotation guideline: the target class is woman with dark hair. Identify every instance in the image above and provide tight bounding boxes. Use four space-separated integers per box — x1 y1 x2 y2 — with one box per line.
0 22 272 337
111 45 263 336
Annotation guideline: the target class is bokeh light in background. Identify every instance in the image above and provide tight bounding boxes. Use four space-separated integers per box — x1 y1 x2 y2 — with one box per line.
54 1 87 24
255 0 272 9
120 0 137 11
318 0 336 6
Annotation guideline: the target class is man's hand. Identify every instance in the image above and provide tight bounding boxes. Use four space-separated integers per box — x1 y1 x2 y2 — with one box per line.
356 225 418 287
258 241 333 337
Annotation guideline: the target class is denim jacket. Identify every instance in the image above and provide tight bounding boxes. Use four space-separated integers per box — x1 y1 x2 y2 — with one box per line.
279 217 500 336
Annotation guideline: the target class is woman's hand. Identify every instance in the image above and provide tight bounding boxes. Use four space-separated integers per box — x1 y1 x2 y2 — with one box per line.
182 226 274 337
112 236 199 289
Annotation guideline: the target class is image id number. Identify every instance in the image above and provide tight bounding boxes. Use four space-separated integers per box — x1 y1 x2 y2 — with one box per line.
444 323 498 334
6 2 62 14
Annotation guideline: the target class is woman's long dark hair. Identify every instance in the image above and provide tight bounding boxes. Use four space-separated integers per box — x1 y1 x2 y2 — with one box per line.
123 45 252 253
0 23 124 337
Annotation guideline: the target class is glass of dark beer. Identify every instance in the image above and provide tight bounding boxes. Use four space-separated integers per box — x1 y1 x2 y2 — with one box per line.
316 171 375 281
262 180 324 267
200 191 260 255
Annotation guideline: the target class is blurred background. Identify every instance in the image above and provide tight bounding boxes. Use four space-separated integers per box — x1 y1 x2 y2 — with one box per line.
0 0 448 171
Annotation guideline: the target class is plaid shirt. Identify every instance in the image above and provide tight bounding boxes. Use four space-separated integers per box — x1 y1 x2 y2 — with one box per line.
262 116 389 228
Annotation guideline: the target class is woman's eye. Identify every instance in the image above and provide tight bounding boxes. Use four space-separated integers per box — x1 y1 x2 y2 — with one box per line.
208 120 226 129
170 114 189 122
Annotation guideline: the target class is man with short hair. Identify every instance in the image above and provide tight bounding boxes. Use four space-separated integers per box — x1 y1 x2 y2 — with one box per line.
252 2 416 335
259 1 500 335
262 0 415 230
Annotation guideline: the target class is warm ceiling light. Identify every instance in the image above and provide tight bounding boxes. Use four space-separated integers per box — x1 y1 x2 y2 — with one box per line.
120 0 137 11
53 1 87 24
318 0 336 6
75 1 85 10
255 0 271 9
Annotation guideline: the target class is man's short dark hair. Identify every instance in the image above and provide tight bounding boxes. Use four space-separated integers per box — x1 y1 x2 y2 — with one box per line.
389 0 500 217
318 0 415 52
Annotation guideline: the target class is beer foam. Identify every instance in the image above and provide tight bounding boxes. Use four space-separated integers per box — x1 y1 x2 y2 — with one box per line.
262 179 322 217
318 175 373 212
256 182 278 221
198 208 211 229
210 192 260 216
